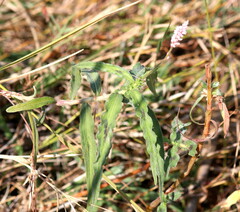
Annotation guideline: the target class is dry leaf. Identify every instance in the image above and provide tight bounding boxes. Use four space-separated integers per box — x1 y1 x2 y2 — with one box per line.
222 102 230 137
216 96 230 137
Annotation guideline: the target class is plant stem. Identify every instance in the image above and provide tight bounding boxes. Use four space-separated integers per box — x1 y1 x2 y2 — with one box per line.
28 111 39 211
203 64 212 137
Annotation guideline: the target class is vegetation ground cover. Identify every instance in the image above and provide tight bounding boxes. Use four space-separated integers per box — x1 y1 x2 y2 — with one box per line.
0 0 239 211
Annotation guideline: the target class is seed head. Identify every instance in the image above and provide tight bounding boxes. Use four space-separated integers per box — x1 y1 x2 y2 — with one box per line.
171 20 189 48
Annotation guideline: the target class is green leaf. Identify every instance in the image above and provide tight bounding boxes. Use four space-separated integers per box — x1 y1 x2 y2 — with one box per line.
36 109 46 126
125 89 165 190
147 107 165 196
86 93 123 212
167 190 182 201
96 93 123 166
79 103 97 210
212 88 222 96
184 140 197 156
165 117 197 177
171 117 191 135
85 70 102 96
70 65 81 100
201 80 207 88
223 190 240 208
167 145 180 170
147 70 157 95
165 117 182 177
130 62 145 79
75 61 134 83
6 97 55 113
157 202 167 212
212 81 219 88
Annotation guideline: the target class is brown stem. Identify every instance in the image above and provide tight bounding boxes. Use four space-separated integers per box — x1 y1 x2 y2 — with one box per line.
203 64 212 138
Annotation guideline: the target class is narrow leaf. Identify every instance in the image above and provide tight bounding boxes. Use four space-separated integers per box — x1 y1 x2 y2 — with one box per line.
57 134 81 154
0 155 31 170
76 61 134 83
70 66 81 100
88 93 123 211
165 117 183 177
147 107 165 195
79 103 97 210
6 97 55 113
85 70 102 96
125 89 164 189
96 93 123 166
147 107 165 159
147 71 157 95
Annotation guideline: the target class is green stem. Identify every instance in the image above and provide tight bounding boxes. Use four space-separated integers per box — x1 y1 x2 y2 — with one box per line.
28 112 39 168
27 111 39 211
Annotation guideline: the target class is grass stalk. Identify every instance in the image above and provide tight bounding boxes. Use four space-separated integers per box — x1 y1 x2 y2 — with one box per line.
27 111 39 211
102 174 145 212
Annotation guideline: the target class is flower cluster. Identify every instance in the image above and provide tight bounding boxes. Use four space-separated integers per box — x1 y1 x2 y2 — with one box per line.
170 20 189 48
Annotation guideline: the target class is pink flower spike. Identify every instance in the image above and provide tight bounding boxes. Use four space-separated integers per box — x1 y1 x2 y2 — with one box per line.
171 20 189 48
